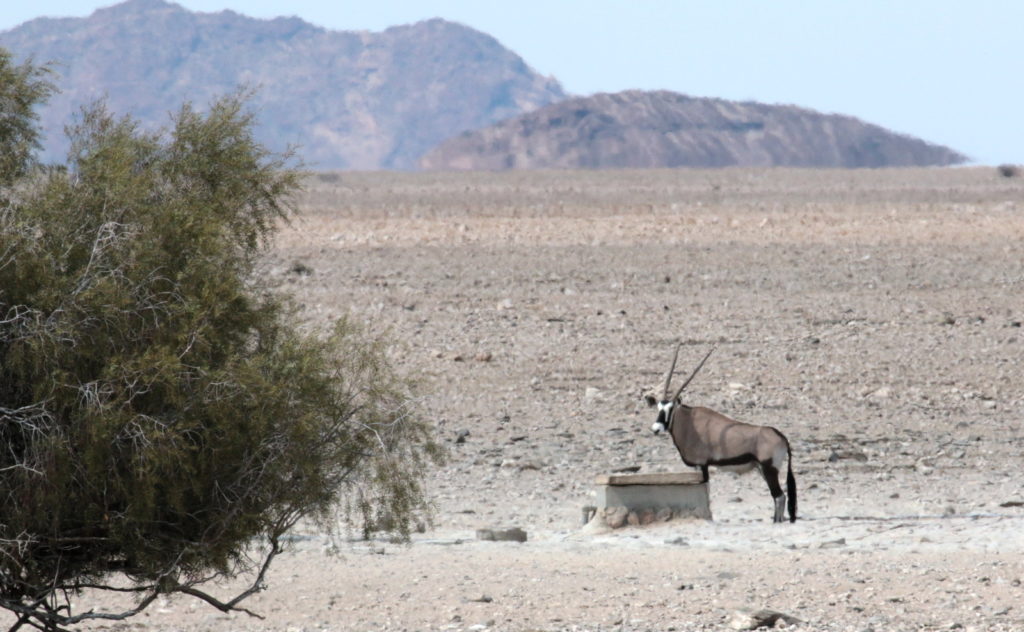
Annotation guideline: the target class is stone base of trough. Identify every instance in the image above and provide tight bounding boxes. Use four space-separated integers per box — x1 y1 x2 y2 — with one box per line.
583 472 711 531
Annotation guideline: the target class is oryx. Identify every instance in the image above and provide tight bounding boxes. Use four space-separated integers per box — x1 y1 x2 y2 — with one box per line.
645 345 797 523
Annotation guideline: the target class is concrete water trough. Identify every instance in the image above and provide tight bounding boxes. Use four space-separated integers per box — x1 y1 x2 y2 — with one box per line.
584 471 711 529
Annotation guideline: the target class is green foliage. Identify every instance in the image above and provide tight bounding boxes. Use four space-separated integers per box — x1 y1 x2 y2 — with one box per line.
0 50 54 188
0 55 441 631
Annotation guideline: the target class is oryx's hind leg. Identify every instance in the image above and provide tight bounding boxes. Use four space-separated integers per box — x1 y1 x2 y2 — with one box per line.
760 461 786 523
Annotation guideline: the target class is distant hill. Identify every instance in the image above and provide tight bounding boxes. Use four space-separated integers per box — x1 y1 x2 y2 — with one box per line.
420 90 967 170
0 0 565 169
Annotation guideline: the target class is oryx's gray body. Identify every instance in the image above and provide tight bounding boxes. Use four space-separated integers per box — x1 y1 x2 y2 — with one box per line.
648 347 797 523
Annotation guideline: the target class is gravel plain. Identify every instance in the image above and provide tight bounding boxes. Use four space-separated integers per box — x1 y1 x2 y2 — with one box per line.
72 167 1024 632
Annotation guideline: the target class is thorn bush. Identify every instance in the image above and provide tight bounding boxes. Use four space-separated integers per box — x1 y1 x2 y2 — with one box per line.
0 50 442 632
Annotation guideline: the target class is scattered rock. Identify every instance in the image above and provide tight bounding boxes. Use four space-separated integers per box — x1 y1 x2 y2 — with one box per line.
604 507 628 529
819 538 847 549
474 351 493 362
611 465 641 473
454 430 470 444
475 527 527 543
868 386 892 399
728 608 803 630
828 449 868 463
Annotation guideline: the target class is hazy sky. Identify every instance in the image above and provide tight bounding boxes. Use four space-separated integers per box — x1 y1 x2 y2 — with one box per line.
3 0 1022 165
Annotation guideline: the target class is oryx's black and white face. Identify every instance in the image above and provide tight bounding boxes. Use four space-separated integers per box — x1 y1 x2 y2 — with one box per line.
645 395 674 434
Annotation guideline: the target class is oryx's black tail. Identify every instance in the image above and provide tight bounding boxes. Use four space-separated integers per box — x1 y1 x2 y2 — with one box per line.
786 452 797 522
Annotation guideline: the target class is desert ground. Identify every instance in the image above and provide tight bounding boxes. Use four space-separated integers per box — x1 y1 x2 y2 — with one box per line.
78 167 1023 631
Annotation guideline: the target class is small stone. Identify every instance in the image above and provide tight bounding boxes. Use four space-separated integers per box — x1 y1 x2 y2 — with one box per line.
611 465 641 473
819 537 847 549
829 449 868 463
475 527 527 543
604 507 628 529
865 386 892 399
728 608 803 630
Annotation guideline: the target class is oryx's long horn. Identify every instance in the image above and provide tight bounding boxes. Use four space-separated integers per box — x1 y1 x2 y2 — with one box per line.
671 348 715 402
663 342 682 400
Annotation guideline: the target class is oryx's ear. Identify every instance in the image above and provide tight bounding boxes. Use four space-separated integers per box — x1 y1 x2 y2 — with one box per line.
643 393 658 407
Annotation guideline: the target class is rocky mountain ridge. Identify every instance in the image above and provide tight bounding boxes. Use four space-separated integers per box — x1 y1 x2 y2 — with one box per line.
420 90 967 170
3 1 966 170
0 0 565 169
